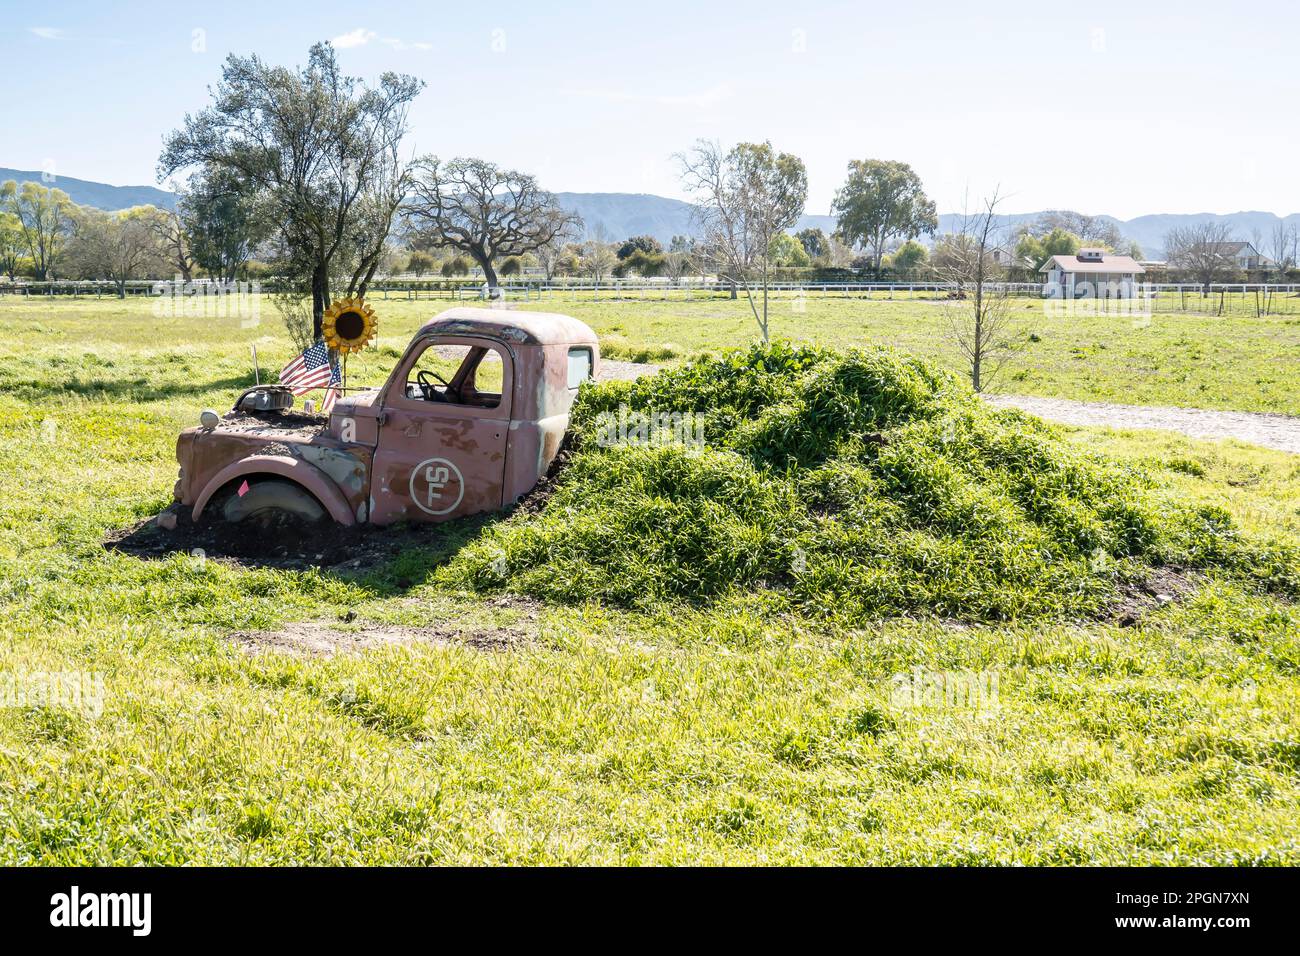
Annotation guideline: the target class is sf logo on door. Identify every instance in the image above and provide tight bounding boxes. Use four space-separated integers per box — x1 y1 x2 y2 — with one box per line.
409 457 465 515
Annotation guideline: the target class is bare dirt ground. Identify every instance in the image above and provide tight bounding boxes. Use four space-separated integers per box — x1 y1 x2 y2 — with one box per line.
985 394 1300 454
229 617 532 656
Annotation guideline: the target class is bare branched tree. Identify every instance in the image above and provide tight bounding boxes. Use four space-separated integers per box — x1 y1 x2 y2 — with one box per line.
65 206 169 297
574 223 614 283
678 140 807 342
146 191 195 280
1031 210 1124 250
934 190 1018 392
534 219 581 281
1163 222 1239 291
406 157 580 291
1268 221 1296 274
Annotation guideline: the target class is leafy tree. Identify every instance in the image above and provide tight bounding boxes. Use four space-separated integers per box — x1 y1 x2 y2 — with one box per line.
440 256 470 277
795 227 830 261
405 250 435 275
624 248 665 276
617 234 662 259
557 245 584 277
500 256 522 277
831 159 937 274
679 139 808 340
181 166 268 283
1 180 75 280
0 212 23 281
406 157 580 291
160 43 423 338
1015 227 1080 271
892 239 929 277
768 232 810 267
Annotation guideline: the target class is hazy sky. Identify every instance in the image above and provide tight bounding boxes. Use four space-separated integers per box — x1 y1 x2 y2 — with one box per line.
4 0 1298 218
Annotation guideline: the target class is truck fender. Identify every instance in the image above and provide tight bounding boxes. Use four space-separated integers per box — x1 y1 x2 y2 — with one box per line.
191 454 357 526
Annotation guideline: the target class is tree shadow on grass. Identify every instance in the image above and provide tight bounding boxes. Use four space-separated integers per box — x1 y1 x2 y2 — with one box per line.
1 374 257 404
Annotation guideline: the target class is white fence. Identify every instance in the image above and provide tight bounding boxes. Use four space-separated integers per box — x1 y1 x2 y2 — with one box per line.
5 277 1300 306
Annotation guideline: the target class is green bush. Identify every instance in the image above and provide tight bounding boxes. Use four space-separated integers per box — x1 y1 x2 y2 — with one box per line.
441 342 1298 622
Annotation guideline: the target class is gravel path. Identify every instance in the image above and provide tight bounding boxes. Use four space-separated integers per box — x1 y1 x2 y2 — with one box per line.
596 358 662 382
985 395 1300 454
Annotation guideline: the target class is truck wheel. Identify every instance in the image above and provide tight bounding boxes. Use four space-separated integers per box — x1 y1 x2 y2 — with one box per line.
220 479 326 527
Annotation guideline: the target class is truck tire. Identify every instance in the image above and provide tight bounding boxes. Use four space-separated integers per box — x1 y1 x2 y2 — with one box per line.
220 479 326 526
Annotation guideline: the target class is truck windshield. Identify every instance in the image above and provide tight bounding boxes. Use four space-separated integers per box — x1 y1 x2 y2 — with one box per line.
406 343 504 408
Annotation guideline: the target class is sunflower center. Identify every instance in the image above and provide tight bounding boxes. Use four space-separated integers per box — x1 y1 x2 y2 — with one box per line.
335 310 366 341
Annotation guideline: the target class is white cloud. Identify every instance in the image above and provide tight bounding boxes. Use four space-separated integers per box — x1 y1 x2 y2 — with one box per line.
29 26 65 40
331 28 377 49
332 28 432 52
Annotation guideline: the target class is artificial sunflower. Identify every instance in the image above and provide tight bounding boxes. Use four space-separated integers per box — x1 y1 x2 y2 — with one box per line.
322 297 378 354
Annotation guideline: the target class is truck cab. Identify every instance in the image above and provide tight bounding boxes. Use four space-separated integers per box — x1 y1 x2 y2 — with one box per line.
173 308 599 528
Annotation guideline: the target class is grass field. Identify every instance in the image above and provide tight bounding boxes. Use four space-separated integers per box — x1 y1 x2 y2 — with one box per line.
512 292 1300 414
0 293 1297 864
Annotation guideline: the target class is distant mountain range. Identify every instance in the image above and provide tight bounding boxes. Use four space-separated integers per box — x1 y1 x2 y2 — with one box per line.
6 167 1296 259
0 168 176 212
560 197 1300 260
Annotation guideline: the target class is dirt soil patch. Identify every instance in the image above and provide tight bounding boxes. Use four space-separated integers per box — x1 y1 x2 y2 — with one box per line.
1105 566 1202 627
105 505 493 575
228 618 530 656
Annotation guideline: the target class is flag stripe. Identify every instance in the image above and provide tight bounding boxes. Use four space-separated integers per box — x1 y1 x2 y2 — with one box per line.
278 340 336 397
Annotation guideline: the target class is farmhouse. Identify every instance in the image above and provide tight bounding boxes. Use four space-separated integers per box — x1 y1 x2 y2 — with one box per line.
1190 241 1270 271
1039 248 1145 298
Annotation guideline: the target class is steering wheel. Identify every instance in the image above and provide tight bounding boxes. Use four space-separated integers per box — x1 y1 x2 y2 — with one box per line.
416 369 456 403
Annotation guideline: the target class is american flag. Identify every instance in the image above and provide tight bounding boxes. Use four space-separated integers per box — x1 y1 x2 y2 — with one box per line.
279 340 335 395
320 360 343 414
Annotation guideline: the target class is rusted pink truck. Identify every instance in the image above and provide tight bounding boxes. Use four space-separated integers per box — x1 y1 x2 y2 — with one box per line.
173 308 599 527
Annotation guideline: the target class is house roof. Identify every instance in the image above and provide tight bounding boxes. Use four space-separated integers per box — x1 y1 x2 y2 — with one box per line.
1194 241 1256 256
1039 253 1145 275
417 308 598 346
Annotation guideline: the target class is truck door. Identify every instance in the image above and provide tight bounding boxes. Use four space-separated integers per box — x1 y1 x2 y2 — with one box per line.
369 335 513 524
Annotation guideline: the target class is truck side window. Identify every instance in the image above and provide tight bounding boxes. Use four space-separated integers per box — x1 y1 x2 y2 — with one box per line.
407 343 505 408
567 347 593 389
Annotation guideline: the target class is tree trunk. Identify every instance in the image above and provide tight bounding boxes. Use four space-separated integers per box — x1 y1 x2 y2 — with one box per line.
116 279 127 299
471 249 499 290
761 258 769 342
311 263 329 340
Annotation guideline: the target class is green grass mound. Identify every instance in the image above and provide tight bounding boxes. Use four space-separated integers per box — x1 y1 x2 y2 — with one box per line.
442 342 1297 622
